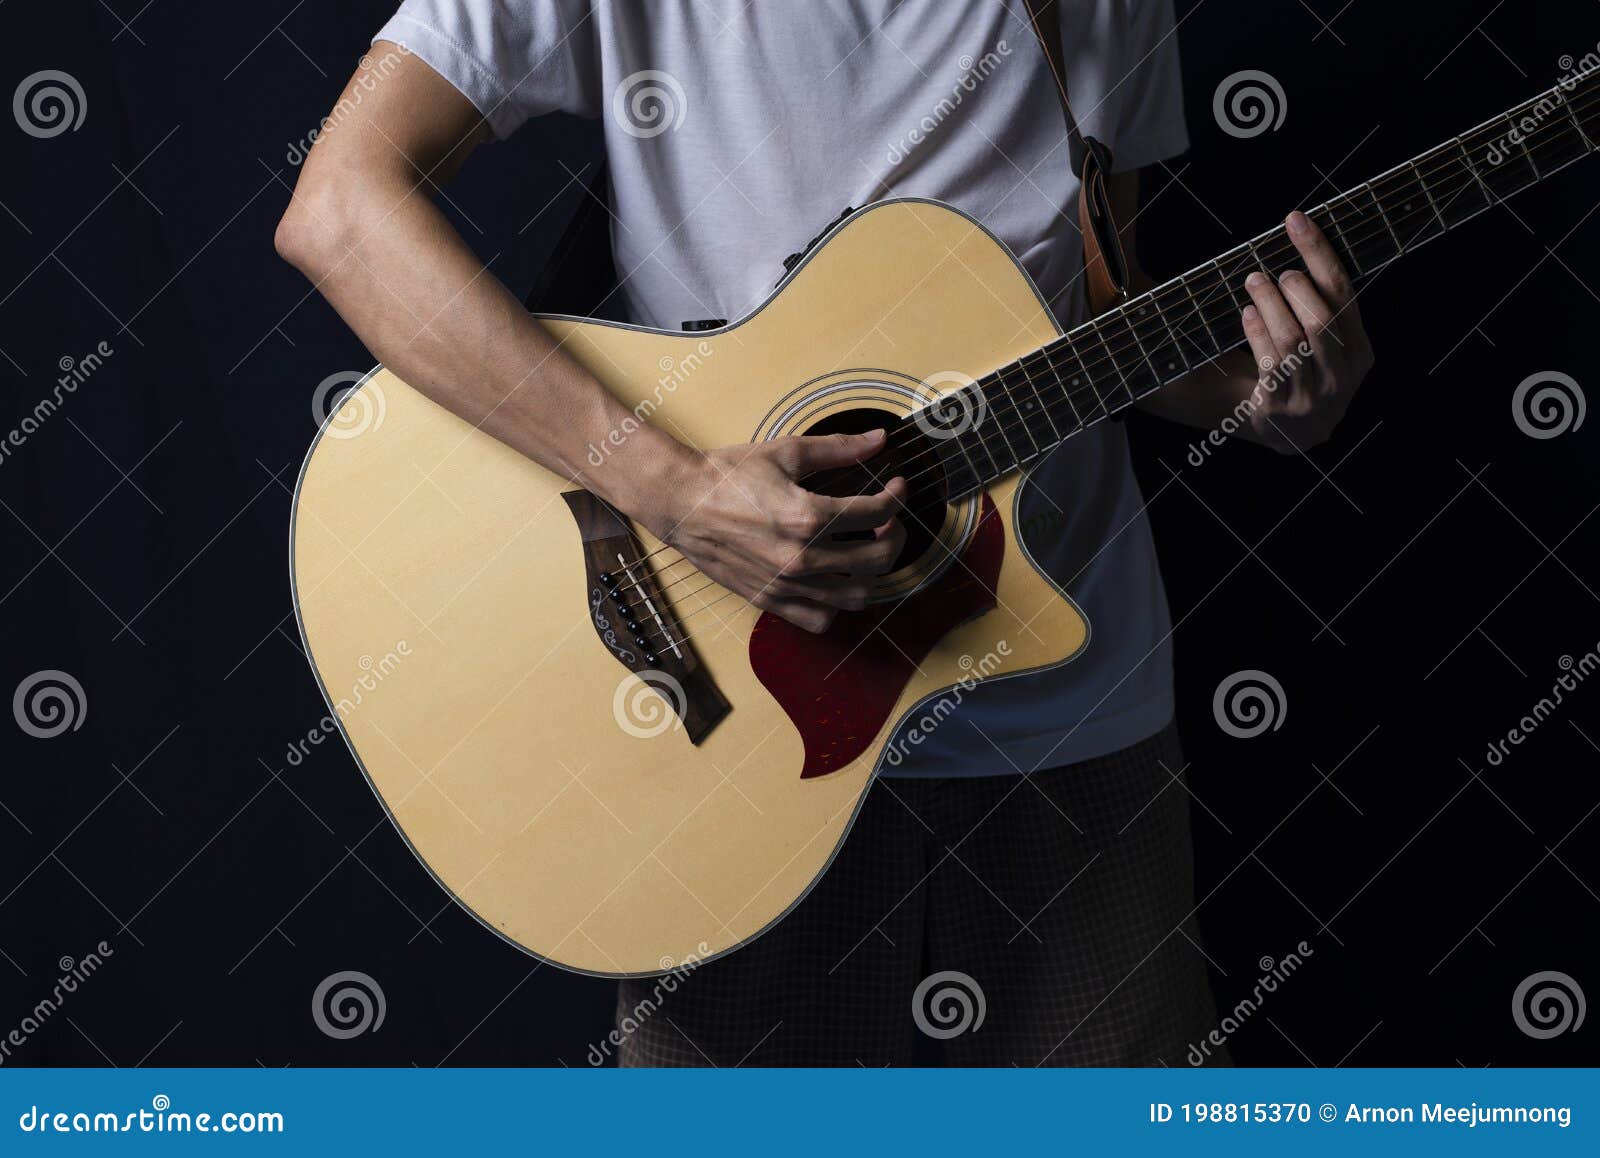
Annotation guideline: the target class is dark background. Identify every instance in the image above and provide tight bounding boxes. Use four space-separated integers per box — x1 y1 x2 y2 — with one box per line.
2 0 1595 1067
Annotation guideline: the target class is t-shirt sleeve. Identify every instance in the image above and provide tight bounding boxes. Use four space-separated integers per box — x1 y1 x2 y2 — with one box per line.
372 0 601 139
1061 0 1189 173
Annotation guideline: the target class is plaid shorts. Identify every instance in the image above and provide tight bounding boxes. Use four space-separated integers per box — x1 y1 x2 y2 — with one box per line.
615 722 1223 1066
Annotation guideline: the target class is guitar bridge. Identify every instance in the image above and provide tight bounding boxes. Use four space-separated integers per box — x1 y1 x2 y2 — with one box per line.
562 490 730 744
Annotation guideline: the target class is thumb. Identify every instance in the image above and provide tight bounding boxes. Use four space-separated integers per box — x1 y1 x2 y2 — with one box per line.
780 429 887 476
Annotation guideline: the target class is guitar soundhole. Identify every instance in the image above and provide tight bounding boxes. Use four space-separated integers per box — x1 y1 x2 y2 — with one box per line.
800 407 949 571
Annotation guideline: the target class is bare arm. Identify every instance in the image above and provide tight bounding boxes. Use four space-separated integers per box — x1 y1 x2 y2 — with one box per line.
275 48 903 632
1112 173 1374 452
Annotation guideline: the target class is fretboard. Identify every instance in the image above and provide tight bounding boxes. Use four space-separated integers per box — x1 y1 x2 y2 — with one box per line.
929 68 1599 498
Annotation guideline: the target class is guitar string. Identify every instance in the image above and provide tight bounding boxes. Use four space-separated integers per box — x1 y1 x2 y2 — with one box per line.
605 92 1597 595
604 111 1596 636
596 88 1598 622
614 78 1600 547
794 95 1600 501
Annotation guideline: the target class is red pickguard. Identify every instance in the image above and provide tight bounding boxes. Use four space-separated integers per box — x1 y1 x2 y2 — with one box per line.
748 494 1005 779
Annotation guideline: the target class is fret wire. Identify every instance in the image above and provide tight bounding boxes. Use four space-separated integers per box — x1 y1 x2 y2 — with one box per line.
1145 291 1193 374
1165 280 1220 369
1014 354 1064 443
1504 111 1541 178
1334 196 1383 268
1428 153 1489 227
1180 275 1225 355
1117 310 1163 392
1087 319 1135 410
969 381 1013 477
1243 238 1272 274
1319 204 1365 275
1362 181 1406 254
996 365 1042 461
1004 371 1044 462
1036 343 1085 430
944 422 983 487
1062 338 1111 424
1563 98 1596 153
1209 258 1249 313
1455 136 1499 204
1409 160 1450 232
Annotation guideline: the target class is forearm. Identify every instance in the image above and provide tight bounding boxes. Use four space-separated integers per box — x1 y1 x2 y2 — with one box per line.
274 118 690 522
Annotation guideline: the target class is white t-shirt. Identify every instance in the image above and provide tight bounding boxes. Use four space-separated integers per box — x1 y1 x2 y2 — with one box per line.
375 0 1190 776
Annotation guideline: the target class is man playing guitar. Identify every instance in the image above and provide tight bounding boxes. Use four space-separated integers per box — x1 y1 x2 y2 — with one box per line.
276 0 1372 1065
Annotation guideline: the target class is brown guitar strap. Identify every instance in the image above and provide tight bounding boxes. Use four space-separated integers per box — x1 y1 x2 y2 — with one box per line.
1020 0 1130 314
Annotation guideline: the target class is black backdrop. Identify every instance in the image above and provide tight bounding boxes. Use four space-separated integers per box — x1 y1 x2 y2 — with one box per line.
2 0 1596 1067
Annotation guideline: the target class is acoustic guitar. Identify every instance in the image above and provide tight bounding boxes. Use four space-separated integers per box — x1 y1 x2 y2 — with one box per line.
292 74 1596 975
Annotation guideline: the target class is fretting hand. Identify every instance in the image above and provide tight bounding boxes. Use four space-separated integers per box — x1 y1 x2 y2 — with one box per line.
1237 210 1376 451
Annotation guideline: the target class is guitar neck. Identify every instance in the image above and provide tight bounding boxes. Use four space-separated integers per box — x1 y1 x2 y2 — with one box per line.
935 68 1600 499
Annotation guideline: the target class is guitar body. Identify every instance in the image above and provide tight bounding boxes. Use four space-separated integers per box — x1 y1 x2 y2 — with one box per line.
291 199 1088 976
